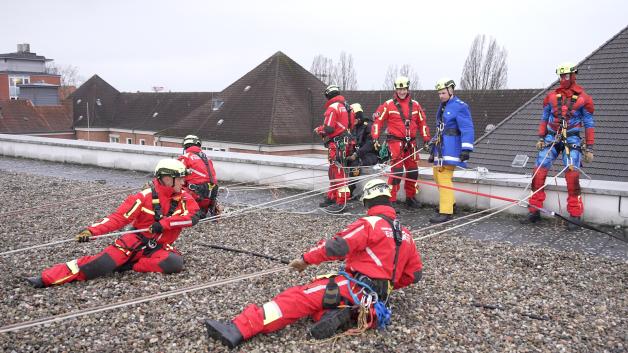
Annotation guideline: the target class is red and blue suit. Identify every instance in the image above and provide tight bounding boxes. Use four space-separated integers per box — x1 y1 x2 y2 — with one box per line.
529 81 595 217
372 94 431 201
39 179 200 287
228 205 423 340
315 95 353 205
178 145 218 216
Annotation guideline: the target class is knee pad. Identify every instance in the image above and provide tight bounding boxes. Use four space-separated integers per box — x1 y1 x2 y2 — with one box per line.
406 169 418 181
391 167 403 185
159 252 184 274
79 253 118 280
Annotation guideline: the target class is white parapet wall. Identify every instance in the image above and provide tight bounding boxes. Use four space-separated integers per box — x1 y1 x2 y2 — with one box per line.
1 134 627 226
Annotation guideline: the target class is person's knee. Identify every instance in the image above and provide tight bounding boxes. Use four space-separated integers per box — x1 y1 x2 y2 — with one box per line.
159 253 184 274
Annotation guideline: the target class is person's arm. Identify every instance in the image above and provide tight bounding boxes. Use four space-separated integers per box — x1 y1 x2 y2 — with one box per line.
87 191 146 236
302 219 369 265
394 236 423 289
456 103 474 152
415 102 431 143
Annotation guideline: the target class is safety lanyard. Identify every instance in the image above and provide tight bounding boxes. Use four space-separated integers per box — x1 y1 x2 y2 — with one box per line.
193 152 215 185
393 98 412 142
373 214 402 289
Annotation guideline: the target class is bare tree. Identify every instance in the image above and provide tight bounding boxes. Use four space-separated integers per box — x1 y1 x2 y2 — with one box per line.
382 64 421 90
460 35 508 90
335 52 358 90
46 63 85 88
310 55 337 85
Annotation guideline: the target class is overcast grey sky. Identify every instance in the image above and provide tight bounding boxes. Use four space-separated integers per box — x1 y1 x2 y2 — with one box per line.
2 0 626 92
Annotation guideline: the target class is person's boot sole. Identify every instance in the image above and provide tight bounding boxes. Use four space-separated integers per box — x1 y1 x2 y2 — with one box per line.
204 320 238 349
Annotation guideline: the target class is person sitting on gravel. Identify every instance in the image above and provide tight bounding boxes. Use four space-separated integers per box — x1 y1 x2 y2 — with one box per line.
24 159 201 288
178 134 221 219
203 178 423 349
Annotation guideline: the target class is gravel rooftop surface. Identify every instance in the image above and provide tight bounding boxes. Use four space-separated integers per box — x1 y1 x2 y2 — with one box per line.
0 158 626 352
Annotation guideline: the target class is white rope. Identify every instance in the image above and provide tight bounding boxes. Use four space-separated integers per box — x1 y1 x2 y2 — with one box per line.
0 266 288 333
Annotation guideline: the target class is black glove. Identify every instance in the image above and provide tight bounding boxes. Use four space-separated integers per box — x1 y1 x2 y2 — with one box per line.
75 229 92 243
460 150 470 162
149 221 163 234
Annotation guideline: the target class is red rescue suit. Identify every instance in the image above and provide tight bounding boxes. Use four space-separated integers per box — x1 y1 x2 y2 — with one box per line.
40 179 200 287
315 95 353 205
372 94 431 201
178 145 218 215
231 205 423 339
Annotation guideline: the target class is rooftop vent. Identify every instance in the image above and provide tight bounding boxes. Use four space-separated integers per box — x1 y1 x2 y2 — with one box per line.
17 43 30 53
511 154 529 168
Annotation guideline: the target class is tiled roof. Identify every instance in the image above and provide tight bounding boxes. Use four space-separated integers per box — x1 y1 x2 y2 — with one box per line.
470 25 628 182
159 51 327 145
343 89 540 141
0 99 72 134
71 75 215 132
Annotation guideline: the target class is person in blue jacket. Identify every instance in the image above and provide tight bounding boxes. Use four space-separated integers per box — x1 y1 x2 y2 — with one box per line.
428 78 474 223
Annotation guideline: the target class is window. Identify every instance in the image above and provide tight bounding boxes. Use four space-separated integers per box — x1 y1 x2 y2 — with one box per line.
211 98 224 111
126 138 133 144
8 76 30 98
109 136 120 143
139 139 146 145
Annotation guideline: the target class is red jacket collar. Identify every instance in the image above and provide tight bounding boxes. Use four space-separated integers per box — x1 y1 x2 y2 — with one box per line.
325 95 346 109
152 178 176 198
367 204 397 219
185 145 202 154
556 82 583 97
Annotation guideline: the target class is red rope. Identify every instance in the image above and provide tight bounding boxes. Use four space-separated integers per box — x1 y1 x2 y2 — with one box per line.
385 173 518 203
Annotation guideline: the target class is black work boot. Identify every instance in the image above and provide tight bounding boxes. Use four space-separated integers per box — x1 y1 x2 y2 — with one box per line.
566 216 582 231
429 213 453 224
204 319 244 349
310 308 352 339
405 198 421 209
24 276 45 288
520 210 541 224
325 203 346 213
319 198 334 208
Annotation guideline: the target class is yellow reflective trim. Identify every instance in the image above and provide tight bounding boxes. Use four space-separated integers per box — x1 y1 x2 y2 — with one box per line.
141 188 152 196
314 272 337 280
181 200 188 216
52 274 74 285
172 209 182 216
378 107 387 121
90 217 109 227
262 301 283 325
418 110 424 121
66 259 79 274
124 199 142 219
338 186 350 193
141 207 155 215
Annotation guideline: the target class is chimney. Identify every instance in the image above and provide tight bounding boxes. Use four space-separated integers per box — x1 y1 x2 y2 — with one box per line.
17 43 30 53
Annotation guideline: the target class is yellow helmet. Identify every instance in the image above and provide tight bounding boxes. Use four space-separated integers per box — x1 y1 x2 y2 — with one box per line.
350 103 363 113
435 78 456 91
394 76 410 89
360 179 392 203
154 159 187 178
556 62 578 75
182 134 201 147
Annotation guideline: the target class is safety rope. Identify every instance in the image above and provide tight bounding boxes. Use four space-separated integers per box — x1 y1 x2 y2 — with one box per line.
0 227 150 257
0 266 287 334
0 187 138 218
